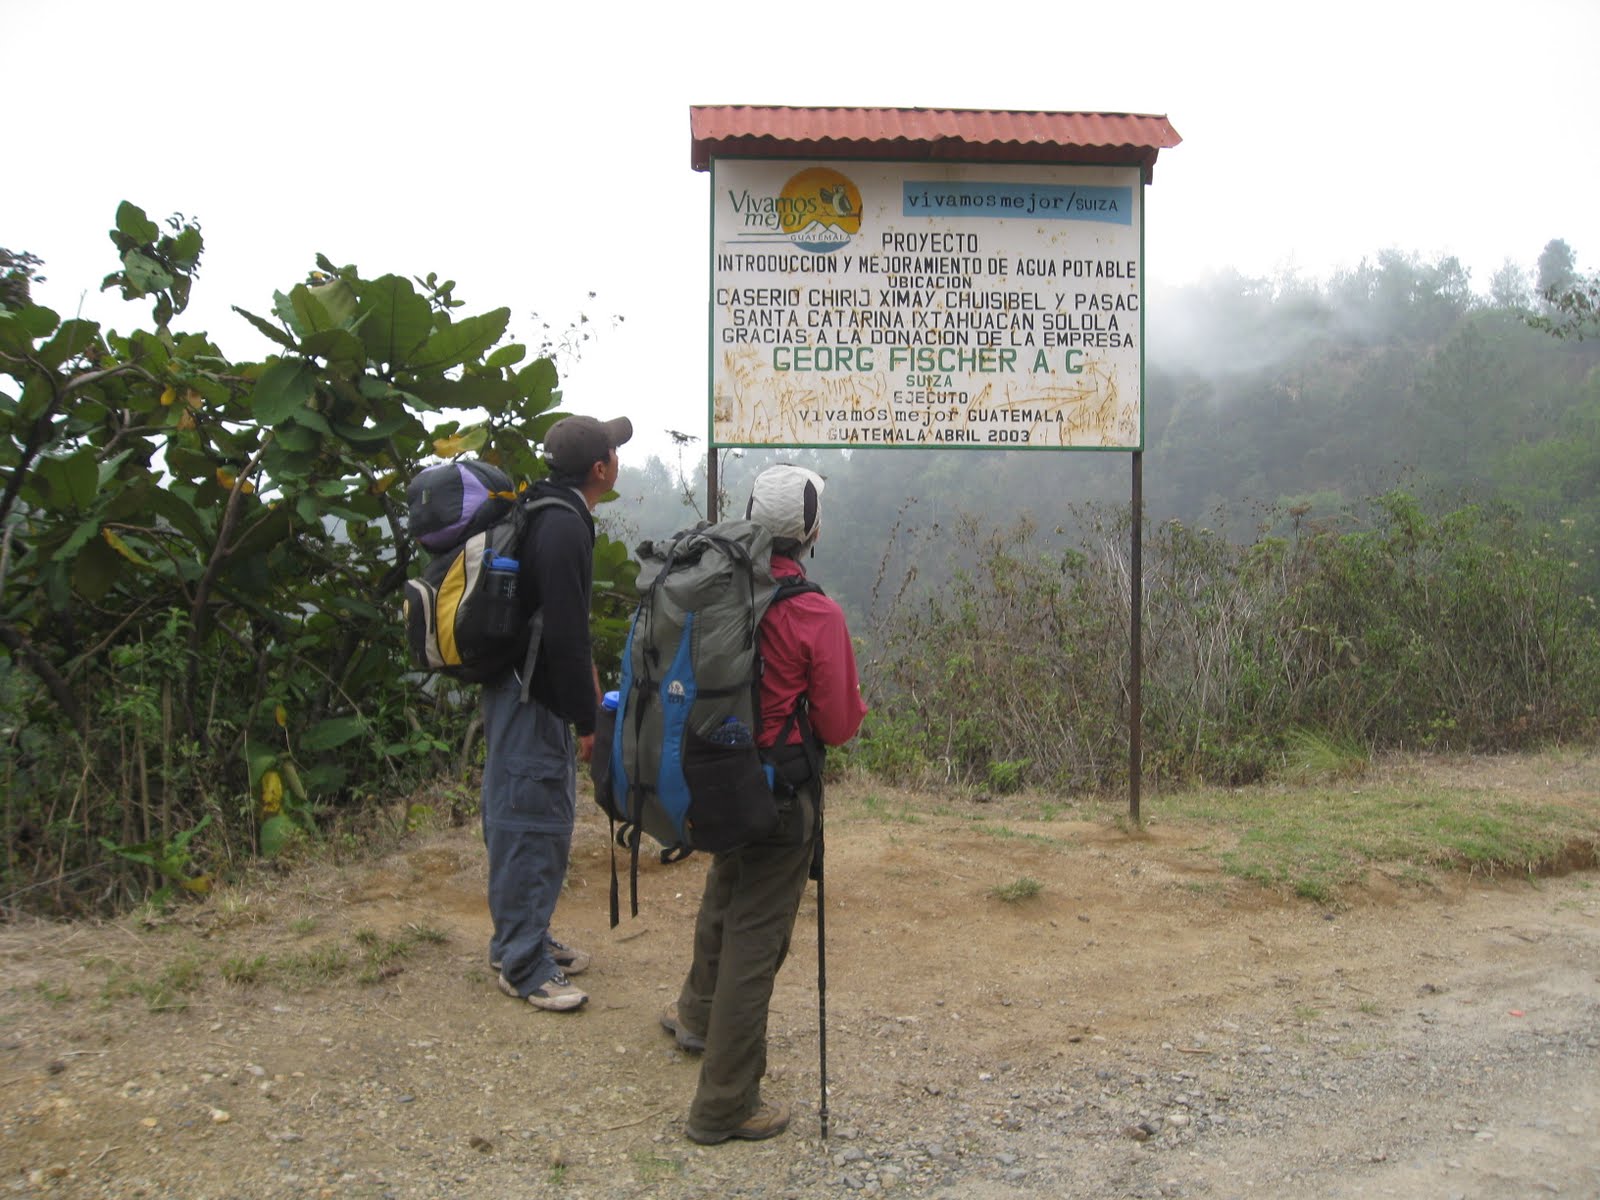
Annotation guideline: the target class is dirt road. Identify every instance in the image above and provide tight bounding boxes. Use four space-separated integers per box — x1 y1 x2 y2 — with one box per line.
2 772 1597 1198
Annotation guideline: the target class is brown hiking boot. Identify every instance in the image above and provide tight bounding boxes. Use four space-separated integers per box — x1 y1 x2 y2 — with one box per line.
686 1099 791 1145
659 1002 706 1054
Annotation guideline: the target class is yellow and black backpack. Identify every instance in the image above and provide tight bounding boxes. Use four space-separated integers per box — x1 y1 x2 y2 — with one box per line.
401 460 563 683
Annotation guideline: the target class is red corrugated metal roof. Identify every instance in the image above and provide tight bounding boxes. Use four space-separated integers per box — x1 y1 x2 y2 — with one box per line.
690 106 1181 180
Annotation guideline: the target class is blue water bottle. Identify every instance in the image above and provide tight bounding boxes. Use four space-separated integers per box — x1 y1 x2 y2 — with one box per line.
484 554 520 638
709 715 753 746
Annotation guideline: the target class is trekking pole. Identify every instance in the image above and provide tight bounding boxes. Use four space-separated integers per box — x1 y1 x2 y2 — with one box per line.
814 802 829 1139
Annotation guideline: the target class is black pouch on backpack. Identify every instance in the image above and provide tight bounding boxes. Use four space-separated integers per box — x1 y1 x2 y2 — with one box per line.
681 726 779 852
762 741 820 846
589 704 622 821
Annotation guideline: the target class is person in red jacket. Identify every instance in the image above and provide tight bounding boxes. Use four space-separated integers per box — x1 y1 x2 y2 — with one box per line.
661 463 867 1144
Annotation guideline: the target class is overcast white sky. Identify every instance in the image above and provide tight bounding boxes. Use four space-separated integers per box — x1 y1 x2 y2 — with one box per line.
8 0 1597 461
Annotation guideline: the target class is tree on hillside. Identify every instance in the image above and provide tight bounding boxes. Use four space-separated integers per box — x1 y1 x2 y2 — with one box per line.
1537 238 1578 301
1488 259 1531 311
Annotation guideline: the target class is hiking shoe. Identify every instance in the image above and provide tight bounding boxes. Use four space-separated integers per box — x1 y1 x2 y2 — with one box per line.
490 935 591 977
547 936 591 976
659 1003 706 1054
686 1099 791 1145
497 970 587 1012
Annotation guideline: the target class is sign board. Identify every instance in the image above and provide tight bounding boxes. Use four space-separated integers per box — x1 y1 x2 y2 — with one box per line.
709 159 1143 451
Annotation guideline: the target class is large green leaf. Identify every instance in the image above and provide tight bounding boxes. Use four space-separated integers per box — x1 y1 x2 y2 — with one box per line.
288 286 336 336
250 357 316 424
356 275 432 368
271 289 304 338
262 442 319 485
165 444 223 485
259 814 299 858
35 448 100 509
288 406 333 435
245 746 279 791
486 342 527 369
120 249 173 296
171 225 203 269
227 505 293 561
407 307 510 374
231 305 298 350
515 356 560 408
96 449 139 489
47 516 103 563
302 715 368 752
0 304 61 345
308 277 360 327
114 201 159 244
330 412 419 447
72 531 122 601
272 420 321 453
145 486 214 548
37 319 102 369
405 375 522 415
301 327 366 369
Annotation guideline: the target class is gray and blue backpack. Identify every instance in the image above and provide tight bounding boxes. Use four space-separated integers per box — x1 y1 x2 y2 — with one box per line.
595 519 819 918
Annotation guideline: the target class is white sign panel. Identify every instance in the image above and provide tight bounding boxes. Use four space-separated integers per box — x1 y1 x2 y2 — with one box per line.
710 159 1143 450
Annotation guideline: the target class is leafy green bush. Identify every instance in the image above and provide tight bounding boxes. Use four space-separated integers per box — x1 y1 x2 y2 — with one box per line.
0 205 637 915
861 495 1600 791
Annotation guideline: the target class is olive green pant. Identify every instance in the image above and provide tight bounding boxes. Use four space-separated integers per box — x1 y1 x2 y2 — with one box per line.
676 782 817 1132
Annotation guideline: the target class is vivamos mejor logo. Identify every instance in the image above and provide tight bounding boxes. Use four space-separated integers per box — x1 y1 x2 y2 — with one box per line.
726 166 863 255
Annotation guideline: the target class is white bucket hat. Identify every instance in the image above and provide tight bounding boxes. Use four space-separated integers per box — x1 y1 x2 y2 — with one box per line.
746 464 825 549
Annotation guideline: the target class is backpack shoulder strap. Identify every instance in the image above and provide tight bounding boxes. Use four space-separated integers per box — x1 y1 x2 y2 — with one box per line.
519 494 573 522
772 577 824 603
754 576 827 745
511 495 579 702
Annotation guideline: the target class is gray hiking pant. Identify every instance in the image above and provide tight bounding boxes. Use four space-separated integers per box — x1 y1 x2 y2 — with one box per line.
480 672 575 994
676 781 818 1131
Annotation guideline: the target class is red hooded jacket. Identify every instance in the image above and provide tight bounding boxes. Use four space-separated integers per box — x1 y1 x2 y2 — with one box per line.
757 556 867 749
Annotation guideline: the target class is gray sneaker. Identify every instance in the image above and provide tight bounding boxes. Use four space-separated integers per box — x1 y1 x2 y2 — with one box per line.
547 936 591 976
490 935 590 976
497 971 587 1012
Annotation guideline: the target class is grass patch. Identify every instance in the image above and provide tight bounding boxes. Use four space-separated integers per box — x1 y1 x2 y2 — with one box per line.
33 980 73 1005
854 793 925 824
352 923 449 983
989 876 1043 903
220 954 269 984
1164 782 1600 903
101 955 206 1012
273 943 351 989
969 822 1057 845
1278 728 1369 783
631 1150 684 1182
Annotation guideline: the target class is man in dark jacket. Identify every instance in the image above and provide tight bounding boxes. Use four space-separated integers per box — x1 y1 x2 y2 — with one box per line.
481 414 630 1012
661 464 867 1141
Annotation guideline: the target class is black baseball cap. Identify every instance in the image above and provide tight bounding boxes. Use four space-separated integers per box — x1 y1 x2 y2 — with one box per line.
544 415 633 477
